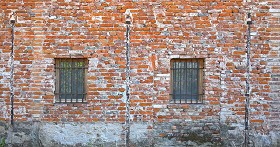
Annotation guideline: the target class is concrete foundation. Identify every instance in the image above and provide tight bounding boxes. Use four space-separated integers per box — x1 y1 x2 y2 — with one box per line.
1 122 279 147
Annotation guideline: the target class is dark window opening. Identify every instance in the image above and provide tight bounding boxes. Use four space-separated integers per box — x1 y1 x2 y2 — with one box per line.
55 58 87 103
170 58 204 104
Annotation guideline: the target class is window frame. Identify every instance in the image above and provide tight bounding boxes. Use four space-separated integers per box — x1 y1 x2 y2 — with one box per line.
170 58 204 104
54 58 88 103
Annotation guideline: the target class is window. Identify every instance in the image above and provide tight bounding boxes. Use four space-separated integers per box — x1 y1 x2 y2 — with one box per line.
55 58 87 103
170 58 204 104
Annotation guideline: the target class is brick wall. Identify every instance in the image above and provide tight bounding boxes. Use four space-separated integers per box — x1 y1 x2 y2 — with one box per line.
0 0 279 146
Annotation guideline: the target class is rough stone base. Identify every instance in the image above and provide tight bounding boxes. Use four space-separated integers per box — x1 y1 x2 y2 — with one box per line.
0 121 279 147
4 122 153 147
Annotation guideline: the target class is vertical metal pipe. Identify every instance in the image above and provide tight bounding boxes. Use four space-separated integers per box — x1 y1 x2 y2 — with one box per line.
245 12 252 147
125 21 131 147
10 21 15 126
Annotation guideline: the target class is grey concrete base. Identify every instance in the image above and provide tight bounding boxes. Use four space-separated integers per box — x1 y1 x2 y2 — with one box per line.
4 122 153 147
0 122 279 147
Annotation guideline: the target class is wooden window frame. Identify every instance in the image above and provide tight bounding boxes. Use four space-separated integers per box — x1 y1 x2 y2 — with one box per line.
55 58 88 103
170 58 204 104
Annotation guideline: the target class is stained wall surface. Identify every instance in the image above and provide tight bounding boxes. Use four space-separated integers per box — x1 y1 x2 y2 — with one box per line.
0 0 279 146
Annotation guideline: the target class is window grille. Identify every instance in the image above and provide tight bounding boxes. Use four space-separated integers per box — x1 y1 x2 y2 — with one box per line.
55 58 87 103
170 58 204 104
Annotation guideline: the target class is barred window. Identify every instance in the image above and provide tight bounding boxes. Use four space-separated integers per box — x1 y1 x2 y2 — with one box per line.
170 58 204 104
55 58 87 103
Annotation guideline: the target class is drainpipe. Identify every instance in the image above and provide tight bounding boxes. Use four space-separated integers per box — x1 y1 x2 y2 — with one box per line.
10 13 16 127
244 12 252 147
125 14 131 147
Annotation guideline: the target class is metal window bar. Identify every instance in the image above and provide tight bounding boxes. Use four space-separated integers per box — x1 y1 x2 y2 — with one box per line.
170 59 204 104
196 59 199 103
55 58 87 103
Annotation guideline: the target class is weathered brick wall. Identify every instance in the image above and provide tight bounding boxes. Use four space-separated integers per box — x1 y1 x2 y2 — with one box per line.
266 0 280 146
0 0 279 146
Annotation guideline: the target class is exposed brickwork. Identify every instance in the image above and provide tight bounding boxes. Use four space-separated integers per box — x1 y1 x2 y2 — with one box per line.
0 0 279 146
